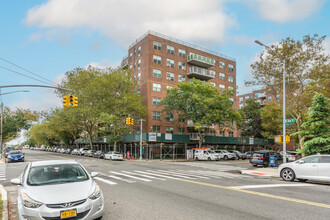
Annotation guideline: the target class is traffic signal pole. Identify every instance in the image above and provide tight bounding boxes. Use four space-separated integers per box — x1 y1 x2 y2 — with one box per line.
139 118 145 161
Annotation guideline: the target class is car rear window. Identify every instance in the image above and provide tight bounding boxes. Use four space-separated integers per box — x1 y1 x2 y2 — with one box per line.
252 153 263 157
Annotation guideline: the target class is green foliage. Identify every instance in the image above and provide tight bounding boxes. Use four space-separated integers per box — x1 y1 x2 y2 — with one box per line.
161 78 241 147
260 102 282 139
293 93 330 155
240 99 263 138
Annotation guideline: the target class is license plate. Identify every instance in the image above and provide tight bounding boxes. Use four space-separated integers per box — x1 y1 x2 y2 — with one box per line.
15 158 18 160
60 210 77 219
253 158 257 160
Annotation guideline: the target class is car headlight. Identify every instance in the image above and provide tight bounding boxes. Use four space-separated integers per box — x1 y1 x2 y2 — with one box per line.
89 184 101 200
21 193 43 208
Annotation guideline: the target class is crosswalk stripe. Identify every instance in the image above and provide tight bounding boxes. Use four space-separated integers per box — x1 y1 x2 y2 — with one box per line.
110 171 152 182
146 170 197 179
122 171 165 181
181 170 222 178
157 170 209 179
168 170 214 179
135 171 180 180
107 175 136 183
94 177 117 185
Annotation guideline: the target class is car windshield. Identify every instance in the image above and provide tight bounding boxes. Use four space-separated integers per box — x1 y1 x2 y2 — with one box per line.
222 150 229 153
8 151 22 155
252 153 263 157
114 152 121 154
27 164 90 186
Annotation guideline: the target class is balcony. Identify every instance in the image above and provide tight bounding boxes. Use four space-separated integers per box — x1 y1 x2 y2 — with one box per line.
187 53 215 68
187 120 215 128
187 66 215 80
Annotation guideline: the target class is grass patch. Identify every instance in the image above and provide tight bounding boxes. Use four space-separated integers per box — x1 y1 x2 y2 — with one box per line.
0 194 3 219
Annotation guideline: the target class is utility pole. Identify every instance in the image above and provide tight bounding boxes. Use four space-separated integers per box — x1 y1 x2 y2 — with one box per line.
0 101 3 159
139 119 145 160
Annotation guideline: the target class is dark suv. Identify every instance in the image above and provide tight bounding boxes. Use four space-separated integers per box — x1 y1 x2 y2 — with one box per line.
250 150 277 167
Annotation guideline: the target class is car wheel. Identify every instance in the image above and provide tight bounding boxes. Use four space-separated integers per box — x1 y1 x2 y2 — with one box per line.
281 168 295 182
195 157 199 161
224 155 228 160
208 157 211 161
297 178 308 182
252 164 257 167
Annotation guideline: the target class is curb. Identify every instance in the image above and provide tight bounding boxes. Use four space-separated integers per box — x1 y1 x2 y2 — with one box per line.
0 185 8 220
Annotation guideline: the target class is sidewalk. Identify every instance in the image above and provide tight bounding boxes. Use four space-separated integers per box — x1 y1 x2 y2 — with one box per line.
240 167 279 177
0 157 8 220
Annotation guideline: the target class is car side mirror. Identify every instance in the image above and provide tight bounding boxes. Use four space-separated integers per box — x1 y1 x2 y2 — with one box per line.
298 160 304 164
91 172 98 178
10 178 22 185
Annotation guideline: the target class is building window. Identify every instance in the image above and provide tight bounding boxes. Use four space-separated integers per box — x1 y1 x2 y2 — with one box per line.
153 69 161 78
219 130 225 136
166 59 174 68
229 98 234 103
167 86 173 90
228 64 234 71
153 55 161 64
210 82 216 87
137 86 141 94
229 131 234 137
152 125 160 133
178 75 185 82
138 59 141 69
228 75 234 83
153 41 161 50
209 70 216 78
245 96 250 100
134 49 136 56
137 72 141 82
138 46 141 56
179 49 186 57
166 113 174 121
167 45 174 54
178 127 185 134
133 62 136 69
129 52 133 61
239 97 244 103
178 62 186 70
228 86 234 91
178 114 185 123
239 104 244 109
219 84 225 91
129 65 132 70
268 96 272 101
276 95 280 100
153 83 161 92
166 127 174 134
219 61 225 69
209 130 216 136
166 72 175 81
219 73 225 80
152 97 161 106
152 111 161 120
255 93 259 98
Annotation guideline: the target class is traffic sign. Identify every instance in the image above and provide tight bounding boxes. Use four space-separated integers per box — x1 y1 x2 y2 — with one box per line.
286 119 296 123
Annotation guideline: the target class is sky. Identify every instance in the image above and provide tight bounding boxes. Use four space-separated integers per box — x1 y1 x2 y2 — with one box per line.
1 0 330 113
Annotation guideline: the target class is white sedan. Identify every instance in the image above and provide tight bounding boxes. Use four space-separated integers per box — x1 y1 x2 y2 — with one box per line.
104 151 123 160
11 160 104 220
278 155 330 182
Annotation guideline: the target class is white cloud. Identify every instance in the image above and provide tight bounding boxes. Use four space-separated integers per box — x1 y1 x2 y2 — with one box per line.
85 59 121 69
247 0 325 23
24 0 236 46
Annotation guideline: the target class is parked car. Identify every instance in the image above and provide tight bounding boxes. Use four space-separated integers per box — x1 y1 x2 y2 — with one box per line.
71 149 79 155
279 155 330 182
193 149 220 161
250 150 277 167
11 160 104 220
93 151 105 159
85 150 96 157
228 150 246 160
4 147 16 158
78 148 89 156
60 148 66 154
7 150 25 163
214 150 236 160
244 151 254 159
104 151 124 161
65 148 71 154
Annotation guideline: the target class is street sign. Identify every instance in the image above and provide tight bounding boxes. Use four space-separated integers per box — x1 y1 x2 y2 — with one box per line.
286 123 290 127
286 119 296 123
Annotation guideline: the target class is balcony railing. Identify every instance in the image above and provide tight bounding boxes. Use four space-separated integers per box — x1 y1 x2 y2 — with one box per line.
187 53 216 68
187 66 215 80
187 120 215 128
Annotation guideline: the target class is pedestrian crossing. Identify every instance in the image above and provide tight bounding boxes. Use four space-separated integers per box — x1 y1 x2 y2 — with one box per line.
95 169 251 186
167 162 247 171
0 164 6 181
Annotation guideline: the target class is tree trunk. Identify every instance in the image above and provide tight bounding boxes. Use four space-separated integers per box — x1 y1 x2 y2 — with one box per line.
88 134 93 150
114 141 117 152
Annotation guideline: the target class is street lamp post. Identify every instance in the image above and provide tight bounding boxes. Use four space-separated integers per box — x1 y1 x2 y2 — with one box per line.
0 90 30 158
255 40 287 163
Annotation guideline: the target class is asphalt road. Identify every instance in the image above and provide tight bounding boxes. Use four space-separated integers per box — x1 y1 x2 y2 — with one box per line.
2 150 330 220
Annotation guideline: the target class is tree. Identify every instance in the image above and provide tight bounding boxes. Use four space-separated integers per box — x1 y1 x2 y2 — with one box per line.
248 34 330 149
293 93 330 155
161 78 241 147
260 102 282 139
239 99 263 138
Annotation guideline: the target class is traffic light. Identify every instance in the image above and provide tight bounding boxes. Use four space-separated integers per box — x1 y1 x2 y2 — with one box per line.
63 95 69 107
286 135 290 143
69 95 74 107
126 117 130 125
278 135 290 143
72 96 78 108
130 118 134 125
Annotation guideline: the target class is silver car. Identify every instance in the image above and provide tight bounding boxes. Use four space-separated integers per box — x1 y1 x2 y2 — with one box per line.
104 151 123 160
11 160 104 220
279 155 330 182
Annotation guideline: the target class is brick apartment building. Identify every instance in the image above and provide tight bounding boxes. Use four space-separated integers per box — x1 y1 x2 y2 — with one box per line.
123 31 238 137
235 88 279 109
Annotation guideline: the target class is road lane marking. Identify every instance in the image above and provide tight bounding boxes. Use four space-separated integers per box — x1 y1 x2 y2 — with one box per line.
108 175 136 183
158 170 209 179
231 183 313 189
110 171 152 182
146 170 197 179
122 171 166 181
180 179 330 209
94 177 117 185
135 171 180 180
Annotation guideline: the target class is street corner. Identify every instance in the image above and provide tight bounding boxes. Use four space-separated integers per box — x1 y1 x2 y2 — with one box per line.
240 168 280 177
